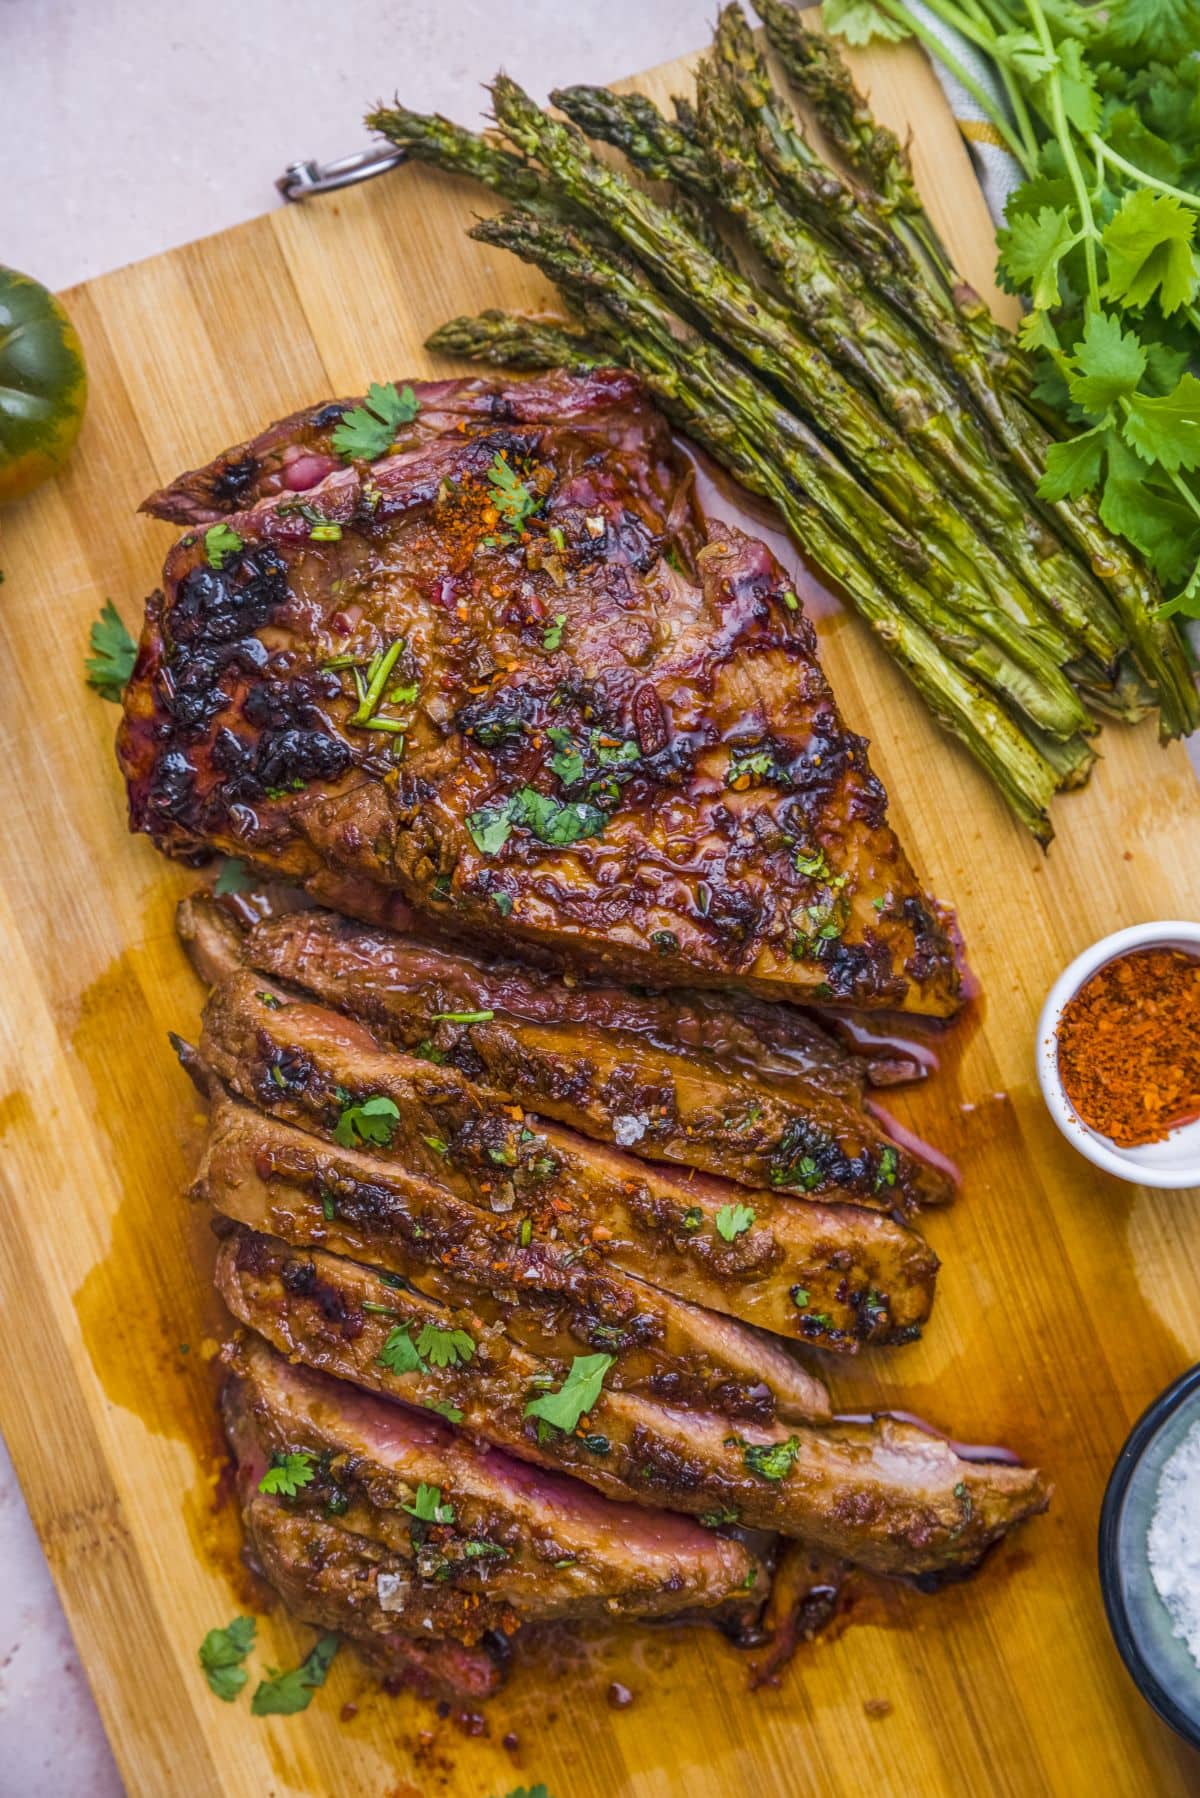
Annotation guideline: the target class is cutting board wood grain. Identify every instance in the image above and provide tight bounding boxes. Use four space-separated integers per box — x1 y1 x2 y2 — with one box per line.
2 25 1200 1798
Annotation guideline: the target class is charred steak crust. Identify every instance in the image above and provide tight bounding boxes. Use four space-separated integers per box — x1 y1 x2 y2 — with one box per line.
223 1333 761 1631
216 1226 1049 1579
121 369 960 1015
194 971 940 1348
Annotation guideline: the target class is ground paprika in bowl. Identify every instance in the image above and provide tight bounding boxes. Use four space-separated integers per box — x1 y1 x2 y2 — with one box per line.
1037 922 1200 1189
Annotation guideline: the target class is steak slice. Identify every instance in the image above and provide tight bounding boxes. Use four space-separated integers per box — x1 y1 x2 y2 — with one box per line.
197 1094 831 1424
225 905 950 1208
193 972 939 1347
178 888 923 1102
216 1227 1049 1576
241 1498 507 1701
225 1332 762 1625
197 968 935 1219
141 369 691 528
118 367 960 1015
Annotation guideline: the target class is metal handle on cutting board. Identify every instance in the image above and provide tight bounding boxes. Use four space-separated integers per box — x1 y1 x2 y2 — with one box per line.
276 145 407 201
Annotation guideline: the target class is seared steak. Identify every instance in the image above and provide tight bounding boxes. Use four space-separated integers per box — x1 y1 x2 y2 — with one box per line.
225 1333 762 1625
119 368 959 1014
216 1227 1049 1576
197 968 938 1220
241 1498 507 1700
192 974 939 1348
220 905 951 1207
198 1095 830 1423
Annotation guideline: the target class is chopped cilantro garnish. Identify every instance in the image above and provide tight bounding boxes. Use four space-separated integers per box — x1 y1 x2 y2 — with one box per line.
429 1399 464 1424
523 1353 614 1434
332 381 419 462
493 891 514 917
467 785 609 855
258 1451 316 1498
84 599 137 701
726 746 786 788
733 1435 802 1482
377 1326 424 1375
542 612 567 651
250 1634 339 1717
199 1615 256 1702
546 725 585 784
415 1322 475 1368
213 856 255 895
715 1202 756 1242
875 1144 900 1190
332 1093 400 1150
487 452 539 533
204 522 243 569
401 1482 455 1524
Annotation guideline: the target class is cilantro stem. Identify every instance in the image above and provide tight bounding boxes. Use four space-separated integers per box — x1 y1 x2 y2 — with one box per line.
351 638 404 725
952 0 1039 164
878 0 1035 176
1025 0 1098 302
1086 138 1200 213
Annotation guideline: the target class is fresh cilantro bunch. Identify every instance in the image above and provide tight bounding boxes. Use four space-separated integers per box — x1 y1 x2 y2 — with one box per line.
826 0 1200 614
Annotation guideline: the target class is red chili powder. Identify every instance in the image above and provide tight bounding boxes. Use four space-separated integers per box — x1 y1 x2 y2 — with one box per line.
1055 946 1200 1146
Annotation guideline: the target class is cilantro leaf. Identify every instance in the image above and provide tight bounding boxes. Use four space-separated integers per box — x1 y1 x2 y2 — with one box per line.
1104 104 1182 187
332 382 419 461
546 726 585 785
542 612 566 651
994 29 1054 83
997 206 1078 310
1101 189 1198 315
1067 309 1147 416
467 786 609 855
332 1093 400 1149
250 1633 339 1717
1122 373 1200 474
715 1203 756 1241
1049 39 1102 135
524 1352 614 1433
1038 429 1106 502
1097 433 1199 580
258 1451 316 1498
401 1481 456 1524
429 1399 464 1423
377 1326 425 1375
1098 0 1200 67
415 1321 476 1368
823 0 911 44
1161 558 1200 621
199 1615 257 1702
488 453 539 533
204 522 243 570
85 599 137 701
737 1435 802 1482
467 802 514 855
514 787 608 844
213 857 255 896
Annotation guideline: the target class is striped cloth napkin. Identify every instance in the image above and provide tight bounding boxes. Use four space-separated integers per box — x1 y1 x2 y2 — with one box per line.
908 0 1023 226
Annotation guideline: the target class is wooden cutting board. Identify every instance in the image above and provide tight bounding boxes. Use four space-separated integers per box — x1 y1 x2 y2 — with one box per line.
2 23 1199 1798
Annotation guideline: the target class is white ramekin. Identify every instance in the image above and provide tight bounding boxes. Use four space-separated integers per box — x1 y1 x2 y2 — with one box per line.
1036 921 1200 1189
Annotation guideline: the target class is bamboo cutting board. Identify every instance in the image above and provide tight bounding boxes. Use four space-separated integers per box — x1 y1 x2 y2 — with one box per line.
2 25 1200 1798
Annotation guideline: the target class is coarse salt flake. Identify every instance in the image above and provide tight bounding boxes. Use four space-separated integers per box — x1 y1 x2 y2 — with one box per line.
1147 1418 1200 1672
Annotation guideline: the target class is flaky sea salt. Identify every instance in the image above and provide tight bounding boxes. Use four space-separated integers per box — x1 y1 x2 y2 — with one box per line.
1147 1419 1200 1671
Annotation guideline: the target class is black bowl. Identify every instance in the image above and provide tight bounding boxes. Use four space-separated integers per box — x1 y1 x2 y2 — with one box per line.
1099 1363 1200 1751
